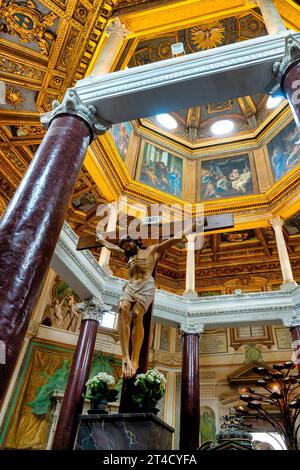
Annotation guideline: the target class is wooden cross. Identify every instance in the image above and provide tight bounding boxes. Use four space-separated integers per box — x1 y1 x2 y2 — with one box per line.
76 212 234 412
76 213 234 251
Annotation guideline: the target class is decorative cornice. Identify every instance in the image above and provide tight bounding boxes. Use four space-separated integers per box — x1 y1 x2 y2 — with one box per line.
40 88 111 140
76 296 112 323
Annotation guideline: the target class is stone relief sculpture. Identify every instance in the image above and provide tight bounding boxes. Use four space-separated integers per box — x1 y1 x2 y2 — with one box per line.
41 279 82 332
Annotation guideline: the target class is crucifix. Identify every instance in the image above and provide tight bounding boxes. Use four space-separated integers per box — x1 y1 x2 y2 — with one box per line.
76 212 233 389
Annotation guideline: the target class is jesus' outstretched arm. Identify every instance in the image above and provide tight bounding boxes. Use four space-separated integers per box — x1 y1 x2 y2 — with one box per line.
96 237 125 255
151 219 201 254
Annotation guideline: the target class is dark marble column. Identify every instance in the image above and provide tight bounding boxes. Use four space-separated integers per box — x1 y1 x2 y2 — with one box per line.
179 323 203 451
0 90 110 406
52 298 109 450
269 35 300 126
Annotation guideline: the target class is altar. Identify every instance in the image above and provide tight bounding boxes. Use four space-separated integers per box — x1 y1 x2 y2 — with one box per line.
75 413 174 450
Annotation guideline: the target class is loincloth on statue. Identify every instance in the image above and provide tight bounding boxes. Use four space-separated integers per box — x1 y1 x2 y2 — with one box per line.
119 276 156 311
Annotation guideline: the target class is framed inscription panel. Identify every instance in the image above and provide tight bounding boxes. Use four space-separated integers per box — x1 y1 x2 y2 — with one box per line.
200 330 228 355
275 327 293 350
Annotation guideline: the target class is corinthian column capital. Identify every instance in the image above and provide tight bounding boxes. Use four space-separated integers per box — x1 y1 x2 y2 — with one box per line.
76 297 112 323
180 322 204 335
269 216 284 228
268 35 300 95
282 313 300 328
105 17 130 39
41 89 111 140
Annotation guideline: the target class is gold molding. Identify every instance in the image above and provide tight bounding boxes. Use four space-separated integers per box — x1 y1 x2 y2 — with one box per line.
118 0 256 37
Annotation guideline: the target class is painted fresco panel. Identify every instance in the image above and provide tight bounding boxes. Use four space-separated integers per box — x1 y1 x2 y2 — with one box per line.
139 142 183 197
268 121 300 181
200 154 254 200
109 122 133 161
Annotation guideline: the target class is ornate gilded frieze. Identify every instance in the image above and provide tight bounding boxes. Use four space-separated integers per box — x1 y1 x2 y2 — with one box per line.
0 0 57 55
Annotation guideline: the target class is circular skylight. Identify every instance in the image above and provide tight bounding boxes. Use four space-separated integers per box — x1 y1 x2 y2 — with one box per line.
266 95 284 109
211 119 235 136
156 113 178 130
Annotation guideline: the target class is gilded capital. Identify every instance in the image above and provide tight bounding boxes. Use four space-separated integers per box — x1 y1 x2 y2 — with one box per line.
76 297 112 324
180 322 204 335
105 17 130 39
40 88 111 140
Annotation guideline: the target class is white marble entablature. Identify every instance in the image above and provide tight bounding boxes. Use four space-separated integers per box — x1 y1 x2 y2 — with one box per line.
75 31 299 124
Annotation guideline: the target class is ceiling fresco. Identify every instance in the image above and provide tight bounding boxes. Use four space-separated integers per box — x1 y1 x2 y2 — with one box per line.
125 10 267 67
139 93 276 146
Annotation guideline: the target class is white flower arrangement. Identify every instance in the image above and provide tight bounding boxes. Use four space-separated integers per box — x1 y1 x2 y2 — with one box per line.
86 372 115 388
85 372 118 402
135 368 167 388
133 368 167 408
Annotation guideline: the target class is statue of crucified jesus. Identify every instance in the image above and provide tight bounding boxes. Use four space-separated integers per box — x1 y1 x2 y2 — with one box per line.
96 230 190 378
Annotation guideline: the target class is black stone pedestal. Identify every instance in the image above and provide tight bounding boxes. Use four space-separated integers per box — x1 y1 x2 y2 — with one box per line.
75 413 174 450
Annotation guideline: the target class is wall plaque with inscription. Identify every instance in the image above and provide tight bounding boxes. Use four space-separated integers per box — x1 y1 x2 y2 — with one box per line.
275 327 293 350
200 331 228 355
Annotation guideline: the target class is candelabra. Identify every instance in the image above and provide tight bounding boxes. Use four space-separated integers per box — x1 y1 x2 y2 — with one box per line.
236 361 300 450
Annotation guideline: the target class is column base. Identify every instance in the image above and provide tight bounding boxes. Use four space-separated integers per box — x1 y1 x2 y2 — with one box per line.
183 290 198 299
280 280 298 291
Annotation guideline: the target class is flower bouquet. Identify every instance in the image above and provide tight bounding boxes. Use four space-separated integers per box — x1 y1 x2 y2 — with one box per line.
132 368 167 414
85 372 119 414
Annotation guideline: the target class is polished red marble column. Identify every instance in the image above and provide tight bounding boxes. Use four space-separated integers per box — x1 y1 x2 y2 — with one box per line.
52 298 105 450
0 90 108 406
179 324 203 451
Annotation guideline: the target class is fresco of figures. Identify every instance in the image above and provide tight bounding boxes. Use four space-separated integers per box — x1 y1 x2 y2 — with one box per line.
109 122 133 161
268 120 300 182
139 142 183 197
200 154 254 200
